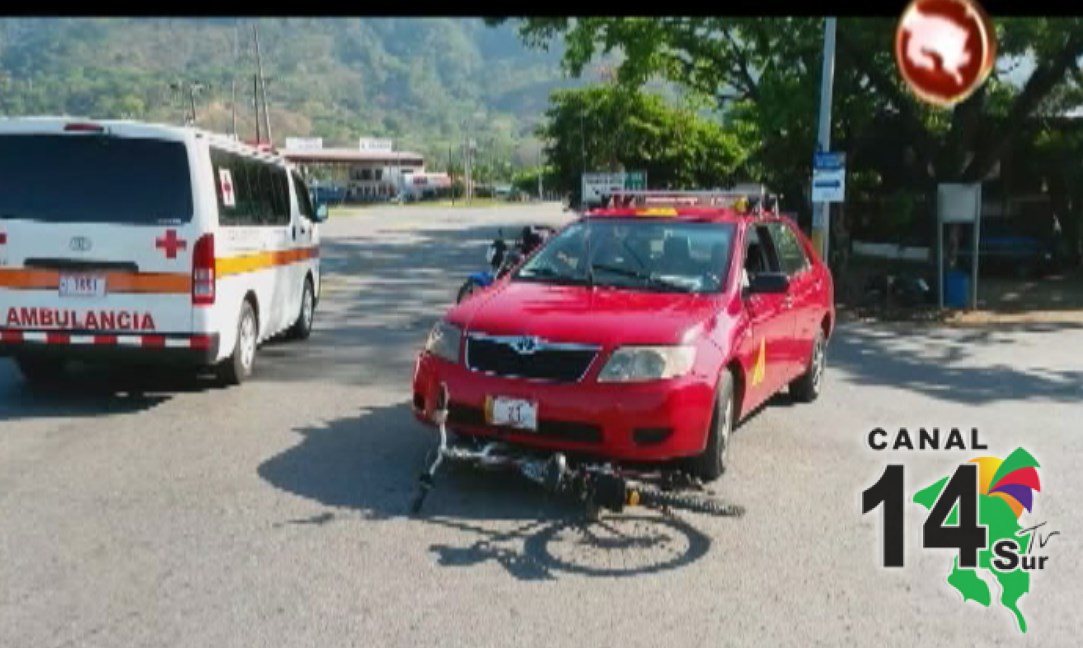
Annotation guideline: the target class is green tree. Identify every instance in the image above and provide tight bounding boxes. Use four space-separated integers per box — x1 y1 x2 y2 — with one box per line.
511 165 557 197
493 17 1083 226
539 84 749 203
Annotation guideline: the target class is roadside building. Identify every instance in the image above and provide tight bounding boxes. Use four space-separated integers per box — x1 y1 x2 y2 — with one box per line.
280 144 425 203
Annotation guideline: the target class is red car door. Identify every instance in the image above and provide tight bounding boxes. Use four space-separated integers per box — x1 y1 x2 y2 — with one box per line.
735 224 794 413
767 220 820 377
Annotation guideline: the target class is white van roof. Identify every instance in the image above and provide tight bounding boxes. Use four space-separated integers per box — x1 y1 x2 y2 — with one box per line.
0 116 291 166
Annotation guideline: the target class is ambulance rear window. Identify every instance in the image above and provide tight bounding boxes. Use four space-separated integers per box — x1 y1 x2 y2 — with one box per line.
0 134 193 225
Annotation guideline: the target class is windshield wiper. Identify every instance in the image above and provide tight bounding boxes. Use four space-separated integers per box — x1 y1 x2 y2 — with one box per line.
589 263 696 293
517 266 587 285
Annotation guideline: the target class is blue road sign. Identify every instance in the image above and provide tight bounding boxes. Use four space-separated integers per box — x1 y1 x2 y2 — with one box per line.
811 151 846 203
813 152 845 170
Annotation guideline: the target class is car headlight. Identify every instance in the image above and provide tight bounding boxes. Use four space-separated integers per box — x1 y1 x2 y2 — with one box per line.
425 321 462 363
597 346 696 382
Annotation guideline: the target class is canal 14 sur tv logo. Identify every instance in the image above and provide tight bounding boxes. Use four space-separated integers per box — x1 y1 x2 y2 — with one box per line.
862 428 1058 634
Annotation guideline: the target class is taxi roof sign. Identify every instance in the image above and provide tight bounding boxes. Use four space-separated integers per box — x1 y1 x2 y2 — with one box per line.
636 207 678 216
605 188 778 213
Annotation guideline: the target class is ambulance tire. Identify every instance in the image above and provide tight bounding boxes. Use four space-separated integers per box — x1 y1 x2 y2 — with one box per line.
288 276 315 340
218 300 257 385
689 370 735 482
15 355 67 386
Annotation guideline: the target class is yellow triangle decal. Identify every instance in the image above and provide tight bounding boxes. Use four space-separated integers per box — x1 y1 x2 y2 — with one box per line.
752 337 766 386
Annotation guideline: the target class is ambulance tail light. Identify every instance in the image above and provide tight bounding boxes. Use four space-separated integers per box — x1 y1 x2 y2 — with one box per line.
192 233 216 306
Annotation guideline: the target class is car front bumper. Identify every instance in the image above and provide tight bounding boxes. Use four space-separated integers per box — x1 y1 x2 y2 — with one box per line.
412 351 716 462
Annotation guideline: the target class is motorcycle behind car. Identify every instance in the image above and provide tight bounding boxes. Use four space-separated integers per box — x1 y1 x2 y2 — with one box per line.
456 225 555 303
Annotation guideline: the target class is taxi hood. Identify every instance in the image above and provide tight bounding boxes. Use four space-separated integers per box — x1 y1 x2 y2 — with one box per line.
452 279 722 347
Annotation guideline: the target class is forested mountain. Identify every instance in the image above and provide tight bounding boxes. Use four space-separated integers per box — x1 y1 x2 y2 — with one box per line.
0 18 593 167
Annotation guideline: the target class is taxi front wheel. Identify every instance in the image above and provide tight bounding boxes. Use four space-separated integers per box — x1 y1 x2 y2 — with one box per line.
689 370 735 482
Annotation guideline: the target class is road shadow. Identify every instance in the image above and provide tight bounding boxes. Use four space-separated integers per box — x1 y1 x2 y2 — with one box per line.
257 401 720 581
829 322 1083 405
0 361 228 421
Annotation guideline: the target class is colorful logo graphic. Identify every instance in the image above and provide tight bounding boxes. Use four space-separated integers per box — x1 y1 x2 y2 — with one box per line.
863 446 1056 634
913 448 1042 633
894 0 997 107
968 450 1041 518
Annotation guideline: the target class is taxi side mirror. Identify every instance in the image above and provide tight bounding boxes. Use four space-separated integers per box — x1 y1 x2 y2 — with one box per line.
745 272 789 296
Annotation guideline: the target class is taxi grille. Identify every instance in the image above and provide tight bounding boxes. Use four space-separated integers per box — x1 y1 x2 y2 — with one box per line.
465 334 598 383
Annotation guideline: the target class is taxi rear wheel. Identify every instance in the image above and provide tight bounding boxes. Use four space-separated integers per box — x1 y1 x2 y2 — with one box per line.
689 370 734 482
790 330 825 403
218 301 257 385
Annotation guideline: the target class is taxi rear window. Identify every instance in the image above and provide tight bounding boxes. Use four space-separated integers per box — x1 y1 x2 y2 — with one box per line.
0 134 193 225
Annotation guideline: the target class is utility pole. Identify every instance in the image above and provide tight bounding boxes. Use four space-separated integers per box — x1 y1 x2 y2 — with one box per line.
231 78 238 138
812 17 837 262
449 145 455 205
253 24 272 146
253 74 261 144
168 81 184 125
580 111 587 208
188 83 202 126
231 19 240 139
464 139 474 204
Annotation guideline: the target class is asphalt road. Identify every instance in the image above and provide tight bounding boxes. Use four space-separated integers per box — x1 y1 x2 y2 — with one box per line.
2 203 1081 647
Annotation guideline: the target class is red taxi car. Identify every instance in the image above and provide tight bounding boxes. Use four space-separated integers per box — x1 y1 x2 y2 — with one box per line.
412 197 834 480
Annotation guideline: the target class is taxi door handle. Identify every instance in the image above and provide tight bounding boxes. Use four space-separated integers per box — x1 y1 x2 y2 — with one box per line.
783 295 794 309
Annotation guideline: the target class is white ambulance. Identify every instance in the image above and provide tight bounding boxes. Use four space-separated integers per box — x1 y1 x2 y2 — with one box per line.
0 117 329 385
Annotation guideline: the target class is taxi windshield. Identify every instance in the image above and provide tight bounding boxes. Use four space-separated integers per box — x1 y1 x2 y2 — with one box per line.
515 217 736 294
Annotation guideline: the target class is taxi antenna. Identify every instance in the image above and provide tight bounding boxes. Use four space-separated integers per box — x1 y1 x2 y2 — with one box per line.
585 220 595 288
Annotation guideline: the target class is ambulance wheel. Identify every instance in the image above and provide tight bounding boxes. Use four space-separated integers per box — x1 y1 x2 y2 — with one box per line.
289 276 315 340
15 355 67 386
219 300 257 385
689 370 735 482
790 330 825 403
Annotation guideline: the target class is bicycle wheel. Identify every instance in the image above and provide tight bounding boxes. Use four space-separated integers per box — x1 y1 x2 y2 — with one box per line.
524 514 711 578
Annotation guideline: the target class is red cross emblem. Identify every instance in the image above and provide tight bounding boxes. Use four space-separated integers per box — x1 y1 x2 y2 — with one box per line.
155 229 187 259
219 169 236 207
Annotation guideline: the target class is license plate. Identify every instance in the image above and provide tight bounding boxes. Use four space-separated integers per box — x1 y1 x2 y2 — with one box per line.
58 274 106 298
487 396 538 432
